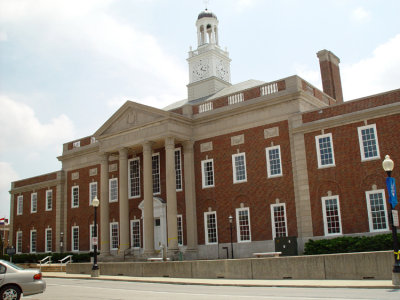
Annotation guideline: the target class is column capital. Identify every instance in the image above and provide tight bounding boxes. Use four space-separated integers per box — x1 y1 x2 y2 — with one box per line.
118 148 129 158
183 140 195 152
164 136 175 149
142 141 154 153
99 152 109 163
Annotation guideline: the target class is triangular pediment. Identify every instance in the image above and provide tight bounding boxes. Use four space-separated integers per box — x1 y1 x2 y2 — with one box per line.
94 101 169 138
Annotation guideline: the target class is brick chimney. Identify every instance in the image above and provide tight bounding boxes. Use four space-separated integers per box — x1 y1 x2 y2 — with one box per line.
317 50 343 103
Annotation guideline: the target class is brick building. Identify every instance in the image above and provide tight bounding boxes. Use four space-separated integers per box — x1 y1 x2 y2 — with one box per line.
9 10 400 260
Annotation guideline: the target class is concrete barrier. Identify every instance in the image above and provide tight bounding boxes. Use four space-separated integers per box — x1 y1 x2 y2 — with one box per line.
66 251 394 280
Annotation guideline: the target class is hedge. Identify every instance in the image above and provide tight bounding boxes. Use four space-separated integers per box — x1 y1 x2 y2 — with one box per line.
304 233 400 255
4 252 91 264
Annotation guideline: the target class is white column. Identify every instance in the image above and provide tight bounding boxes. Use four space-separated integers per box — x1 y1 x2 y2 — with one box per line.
142 141 155 254
165 137 178 251
183 140 198 250
99 153 110 255
119 148 129 252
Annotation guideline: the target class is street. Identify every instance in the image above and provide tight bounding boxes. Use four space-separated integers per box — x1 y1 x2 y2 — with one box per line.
25 278 400 300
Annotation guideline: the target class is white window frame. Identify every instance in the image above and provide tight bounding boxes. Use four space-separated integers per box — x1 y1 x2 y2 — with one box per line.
266 145 283 178
71 186 79 208
31 192 37 213
321 195 342 236
201 159 215 188
45 228 52 252
89 182 97 206
177 214 183 246
236 207 251 243
71 226 79 252
204 211 218 245
30 229 37 253
128 157 141 199
366 189 389 232
315 133 336 168
110 222 119 250
175 148 183 191
45 189 53 211
16 231 22 254
358 124 380 161
89 224 98 251
232 153 247 184
152 153 161 195
270 203 288 239
130 220 141 249
17 195 23 215
109 178 118 203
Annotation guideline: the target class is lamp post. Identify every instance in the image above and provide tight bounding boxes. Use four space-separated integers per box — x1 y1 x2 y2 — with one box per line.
60 232 64 253
91 196 100 277
228 215 234 259
382 155 400 285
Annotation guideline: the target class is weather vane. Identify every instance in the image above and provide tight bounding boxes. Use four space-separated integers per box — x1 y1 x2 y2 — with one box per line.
203 0 210 10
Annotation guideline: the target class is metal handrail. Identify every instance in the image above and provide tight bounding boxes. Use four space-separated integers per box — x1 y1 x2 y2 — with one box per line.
123 247 134 261
39 256 52 271
59 255 73 265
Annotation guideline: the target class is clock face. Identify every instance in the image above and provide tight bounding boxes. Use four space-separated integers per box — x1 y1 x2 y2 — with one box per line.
192 60 209 81
216 61 228 81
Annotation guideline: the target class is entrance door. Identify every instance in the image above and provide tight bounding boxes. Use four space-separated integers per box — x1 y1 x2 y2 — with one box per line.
154 218 162 250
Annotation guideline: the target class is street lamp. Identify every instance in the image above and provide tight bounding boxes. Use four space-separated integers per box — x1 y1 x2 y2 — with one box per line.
60 232 64 253
91 196 100 277
382 155 400 285
228 215 234 259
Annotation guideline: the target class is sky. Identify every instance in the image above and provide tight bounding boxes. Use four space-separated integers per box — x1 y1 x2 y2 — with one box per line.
0 0 400 219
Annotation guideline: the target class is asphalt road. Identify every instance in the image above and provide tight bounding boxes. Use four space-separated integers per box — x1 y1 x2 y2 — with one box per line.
26 278 400 300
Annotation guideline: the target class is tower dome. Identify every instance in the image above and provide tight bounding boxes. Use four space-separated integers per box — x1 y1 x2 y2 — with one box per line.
197 9 218 20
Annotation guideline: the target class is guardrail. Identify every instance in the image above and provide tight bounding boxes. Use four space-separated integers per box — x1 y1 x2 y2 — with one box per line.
39 256 52 271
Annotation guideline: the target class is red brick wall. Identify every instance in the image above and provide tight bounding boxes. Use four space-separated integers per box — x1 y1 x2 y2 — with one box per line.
67 136 92 150
14 172 57 188
194 121 297 245
305 114 400 236
319 60 343 103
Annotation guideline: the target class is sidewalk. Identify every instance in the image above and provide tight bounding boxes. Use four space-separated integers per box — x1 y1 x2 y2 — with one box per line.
42 272 397 289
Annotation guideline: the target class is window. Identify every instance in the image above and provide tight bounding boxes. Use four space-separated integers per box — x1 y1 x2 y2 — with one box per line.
89 224 98 251
128 158 141 198
204 212 218 244
45 228 52 252
110 222 119 250
366 190 388 232
17 195 23 215
232 153 247 183
109 178 118 202
152 153 161 195
16 231 22 254
236 207 251 242
89 182 98 206
175 149 183 191
266 146 283 177
72 226 79 252
358 124 380 161
46 190 53 211
130 220 140 248
71 186 79 208
201 159 215 188
31 193 37 213
270 203 288 239
321 196 342 236
30 230 37 253
315 133 335 168
177 215 183 246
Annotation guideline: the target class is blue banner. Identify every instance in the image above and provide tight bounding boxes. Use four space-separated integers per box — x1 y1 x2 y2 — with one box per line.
386 177 398 209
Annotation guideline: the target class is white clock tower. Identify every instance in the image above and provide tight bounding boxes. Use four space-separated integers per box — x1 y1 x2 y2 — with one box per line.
187 9 232 101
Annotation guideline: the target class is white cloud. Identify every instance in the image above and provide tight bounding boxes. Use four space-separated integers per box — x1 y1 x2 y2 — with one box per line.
352 7 371 23
0 95 75 152
0 162 19 218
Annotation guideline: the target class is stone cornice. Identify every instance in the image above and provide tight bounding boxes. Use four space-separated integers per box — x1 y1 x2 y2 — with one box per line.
10 178 63 194
58 142 99 162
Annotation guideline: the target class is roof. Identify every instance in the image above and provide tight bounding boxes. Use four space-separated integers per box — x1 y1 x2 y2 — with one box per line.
198 9 217 20
205 79 266 101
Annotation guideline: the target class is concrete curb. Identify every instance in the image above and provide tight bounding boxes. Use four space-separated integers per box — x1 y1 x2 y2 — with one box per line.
42 272 398 289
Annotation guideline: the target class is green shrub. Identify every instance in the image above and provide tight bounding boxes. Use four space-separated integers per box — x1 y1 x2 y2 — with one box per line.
304 233 400 255
6 252 91 263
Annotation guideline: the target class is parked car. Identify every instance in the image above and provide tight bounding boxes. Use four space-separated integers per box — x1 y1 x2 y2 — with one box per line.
0 260 46 300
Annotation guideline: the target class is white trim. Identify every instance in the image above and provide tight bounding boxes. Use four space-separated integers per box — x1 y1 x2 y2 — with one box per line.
236 207 251 243
177 214 183 246
30 229 37 253
17 195 23 215
71 186 79 208
45 228 52 252
357 124 380 161
128 157 141 199
152 153 161 195
89 182 98 206
315 133 336 168
204 211 218 245
130 219 141 249
270 203 288 239
365 189 389 232
265 145 283 178
71 225 79 252
31 192 37 213
16 231 22 254
110 222 119 250
321 195 342 236
201 158 215 188
232 152 247 184
175 148 183 192
45 189 53 211
109 178 118 203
